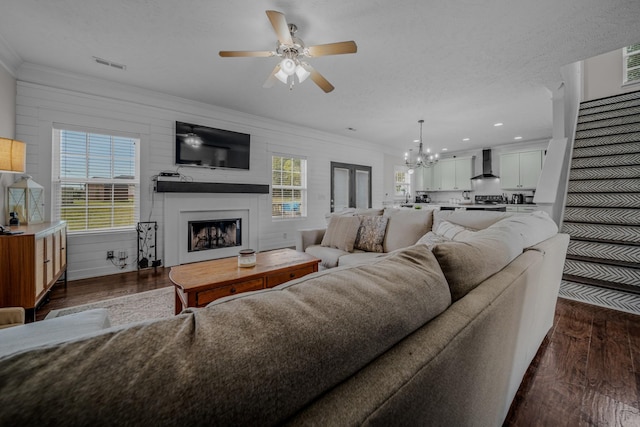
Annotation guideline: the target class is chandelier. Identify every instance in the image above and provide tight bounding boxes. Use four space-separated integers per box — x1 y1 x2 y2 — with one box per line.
404 120 438 174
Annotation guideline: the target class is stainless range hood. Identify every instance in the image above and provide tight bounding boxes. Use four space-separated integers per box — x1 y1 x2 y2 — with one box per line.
471 149 499 179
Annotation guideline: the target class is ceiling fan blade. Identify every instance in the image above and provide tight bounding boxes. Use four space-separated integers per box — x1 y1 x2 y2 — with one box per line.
219 50 274 58
266 10 293 46
263 65 281 88
307 41 358 57
302 63 334 93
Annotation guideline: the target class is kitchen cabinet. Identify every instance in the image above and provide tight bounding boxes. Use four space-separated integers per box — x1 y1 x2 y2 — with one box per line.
0 222 67 318
434 157 473 191
500 150 543 190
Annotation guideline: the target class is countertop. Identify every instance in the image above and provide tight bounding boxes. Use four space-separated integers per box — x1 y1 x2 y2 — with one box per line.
398 202 537 209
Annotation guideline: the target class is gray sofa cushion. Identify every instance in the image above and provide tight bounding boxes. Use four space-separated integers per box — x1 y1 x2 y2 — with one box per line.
432 228 523 301
383 208 434 252
434 210 513 231
337 251 386 266
305 244 348 268
0 308 111 358
0 245 451 426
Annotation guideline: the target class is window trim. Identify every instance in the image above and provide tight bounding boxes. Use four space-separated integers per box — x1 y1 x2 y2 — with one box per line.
393 165 411 198
271 154 307 221
52 124 141 234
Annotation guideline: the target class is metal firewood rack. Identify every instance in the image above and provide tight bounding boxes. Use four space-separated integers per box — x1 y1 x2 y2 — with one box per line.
137 221 160 269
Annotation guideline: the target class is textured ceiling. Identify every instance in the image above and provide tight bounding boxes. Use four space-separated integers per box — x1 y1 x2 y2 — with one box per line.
1 0 639 155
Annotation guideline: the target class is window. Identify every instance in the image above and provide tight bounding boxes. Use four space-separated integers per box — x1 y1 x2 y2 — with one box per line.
271 155 307 219
394 166 411 198
623 44 640 85
52 126 140 233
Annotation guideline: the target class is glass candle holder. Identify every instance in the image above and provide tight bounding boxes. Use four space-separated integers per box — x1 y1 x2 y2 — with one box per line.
238 249 256 268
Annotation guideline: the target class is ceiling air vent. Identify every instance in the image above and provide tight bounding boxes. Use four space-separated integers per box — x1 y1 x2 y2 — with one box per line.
93 56 126 70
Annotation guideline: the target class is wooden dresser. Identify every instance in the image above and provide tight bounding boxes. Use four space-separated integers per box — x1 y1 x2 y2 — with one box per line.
0 221 67 317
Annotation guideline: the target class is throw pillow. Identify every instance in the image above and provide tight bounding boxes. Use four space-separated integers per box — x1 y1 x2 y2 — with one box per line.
354 215 389 252
382 208 434 252
321 215 361 252
432 228 523 301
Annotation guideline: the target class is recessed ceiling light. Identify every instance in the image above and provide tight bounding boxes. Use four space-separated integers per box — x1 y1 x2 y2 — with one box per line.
462 138 470 141
494 123 503 127
413 139 420 143
514 136 522 140
442 148 448 151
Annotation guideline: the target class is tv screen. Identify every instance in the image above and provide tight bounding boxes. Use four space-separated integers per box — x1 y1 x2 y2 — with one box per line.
175 121 250 170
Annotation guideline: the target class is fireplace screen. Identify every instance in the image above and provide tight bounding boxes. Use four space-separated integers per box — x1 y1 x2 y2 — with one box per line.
188 218 241 252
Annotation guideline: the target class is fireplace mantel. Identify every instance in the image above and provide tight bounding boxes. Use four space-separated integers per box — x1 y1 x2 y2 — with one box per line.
155 181 269 194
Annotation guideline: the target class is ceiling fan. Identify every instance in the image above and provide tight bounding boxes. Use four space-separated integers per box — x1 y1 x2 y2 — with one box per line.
219 10 357 93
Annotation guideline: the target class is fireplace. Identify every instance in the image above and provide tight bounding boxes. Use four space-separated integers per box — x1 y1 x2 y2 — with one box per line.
188 218 241 252
163 193 260 266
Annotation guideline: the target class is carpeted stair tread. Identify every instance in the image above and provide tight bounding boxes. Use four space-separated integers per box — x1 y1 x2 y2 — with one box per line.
565 254 639 270
566 193 640 208
559 280 640 315
571 153 640 169
579 101 640 122
569 165 640 180
563 259 640 288
567 179 640 193
575 122 640 140
563 207 640 225
562 274 640 295
567 240 640 264
579 90 640 110
574 131 640 148
561 223 640 245
572 141 640 158
576 113 640 131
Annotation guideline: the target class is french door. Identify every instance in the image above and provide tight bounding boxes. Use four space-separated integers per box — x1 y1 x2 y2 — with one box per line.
330 162 372 212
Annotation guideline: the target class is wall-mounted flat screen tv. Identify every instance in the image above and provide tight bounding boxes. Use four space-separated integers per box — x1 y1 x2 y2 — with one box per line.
175 121 250 170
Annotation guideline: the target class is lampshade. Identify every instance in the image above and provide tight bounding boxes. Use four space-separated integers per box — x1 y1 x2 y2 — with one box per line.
295 64 310 83
0 138 26 173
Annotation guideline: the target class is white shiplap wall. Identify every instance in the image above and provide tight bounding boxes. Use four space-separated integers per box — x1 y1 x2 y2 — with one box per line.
16 64 386 280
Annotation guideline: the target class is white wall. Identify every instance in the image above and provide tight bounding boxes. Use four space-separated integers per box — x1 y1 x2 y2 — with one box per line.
15 64 386 280
0 64 16 225
583 48 640 101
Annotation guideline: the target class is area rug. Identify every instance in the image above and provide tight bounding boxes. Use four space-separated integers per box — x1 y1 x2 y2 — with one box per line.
45 287 175 327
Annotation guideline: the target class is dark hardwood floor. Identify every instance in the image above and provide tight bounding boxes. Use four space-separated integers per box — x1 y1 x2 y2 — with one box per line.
35 271 640 425
504 298 640 426
35 267 172 321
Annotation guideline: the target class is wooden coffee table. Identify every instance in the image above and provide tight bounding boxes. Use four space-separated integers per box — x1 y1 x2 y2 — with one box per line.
169 248 320 314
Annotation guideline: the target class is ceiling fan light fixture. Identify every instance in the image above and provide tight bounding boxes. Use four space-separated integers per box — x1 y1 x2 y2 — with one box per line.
295 64 310 83
280 58 296 75
275 68 289 84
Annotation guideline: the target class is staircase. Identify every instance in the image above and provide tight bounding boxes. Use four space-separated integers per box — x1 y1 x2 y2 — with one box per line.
558 90 640 314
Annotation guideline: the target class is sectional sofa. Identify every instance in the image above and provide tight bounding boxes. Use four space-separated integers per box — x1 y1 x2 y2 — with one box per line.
0 209 569 426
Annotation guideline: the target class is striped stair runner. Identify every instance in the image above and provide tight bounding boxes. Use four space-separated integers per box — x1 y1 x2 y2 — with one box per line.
559 90 640 314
